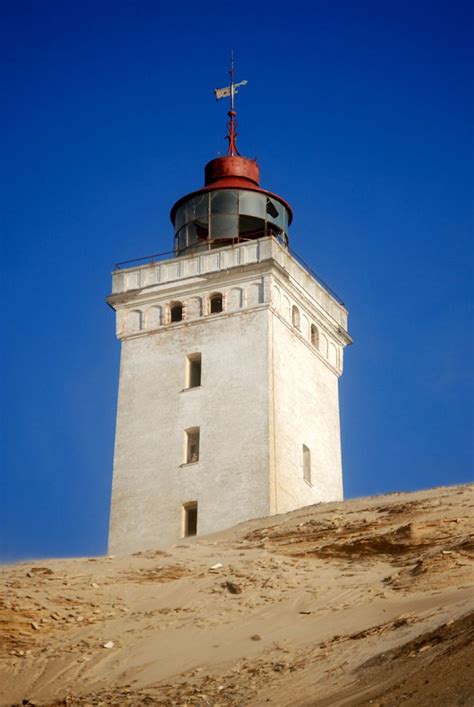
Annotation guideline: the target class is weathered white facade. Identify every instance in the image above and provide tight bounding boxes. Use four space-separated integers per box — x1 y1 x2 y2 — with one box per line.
108 237 351 553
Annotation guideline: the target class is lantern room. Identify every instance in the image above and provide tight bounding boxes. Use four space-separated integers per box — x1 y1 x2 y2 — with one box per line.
170 154 293 256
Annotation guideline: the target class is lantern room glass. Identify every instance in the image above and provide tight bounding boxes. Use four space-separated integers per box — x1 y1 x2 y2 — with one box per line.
174 189 289 255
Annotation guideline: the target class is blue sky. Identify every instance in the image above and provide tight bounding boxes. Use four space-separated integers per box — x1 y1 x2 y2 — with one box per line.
1 0 472 561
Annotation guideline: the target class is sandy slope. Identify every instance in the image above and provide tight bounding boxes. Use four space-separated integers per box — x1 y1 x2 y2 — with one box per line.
1 484 473 706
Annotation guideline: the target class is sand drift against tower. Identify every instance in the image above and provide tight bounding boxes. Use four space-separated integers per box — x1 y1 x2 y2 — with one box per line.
107 61 352 554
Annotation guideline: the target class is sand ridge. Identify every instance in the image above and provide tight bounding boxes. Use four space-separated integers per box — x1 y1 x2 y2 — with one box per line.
1 483 473 705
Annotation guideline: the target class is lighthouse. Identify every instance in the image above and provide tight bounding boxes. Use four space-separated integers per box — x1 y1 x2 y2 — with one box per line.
107 63 352 553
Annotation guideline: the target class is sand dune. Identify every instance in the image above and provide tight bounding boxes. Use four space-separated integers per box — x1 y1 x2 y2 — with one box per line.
1 484 473 705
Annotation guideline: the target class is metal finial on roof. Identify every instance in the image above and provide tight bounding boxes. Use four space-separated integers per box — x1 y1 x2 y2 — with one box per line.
214 51 248 156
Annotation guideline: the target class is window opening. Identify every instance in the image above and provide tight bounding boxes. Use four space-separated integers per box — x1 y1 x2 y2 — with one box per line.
311 324 319 348
303 445 312 485
170 302 183 322
185 428 200 463
186 354 202 389
183 502 198 537
209 293 223 314
292 305 300 329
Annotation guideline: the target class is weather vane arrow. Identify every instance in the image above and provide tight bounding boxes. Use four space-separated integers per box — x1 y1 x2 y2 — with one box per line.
213 52 248 156
214 80 248 101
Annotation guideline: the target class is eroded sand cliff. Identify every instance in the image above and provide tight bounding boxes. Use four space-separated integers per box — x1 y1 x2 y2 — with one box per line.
1 484 473 705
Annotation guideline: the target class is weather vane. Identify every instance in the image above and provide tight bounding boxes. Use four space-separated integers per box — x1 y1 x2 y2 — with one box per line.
214 51 248 157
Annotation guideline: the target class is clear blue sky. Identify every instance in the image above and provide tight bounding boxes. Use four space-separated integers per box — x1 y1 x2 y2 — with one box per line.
1 1 472 561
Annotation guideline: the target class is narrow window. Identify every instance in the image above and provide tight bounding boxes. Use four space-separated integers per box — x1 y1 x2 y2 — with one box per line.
209 293 223 314
303 445 312 485
170 302 183 322
185 427 200 463
186 353 202 389
311 324 319 348
183 502 198 537
292 305 300 329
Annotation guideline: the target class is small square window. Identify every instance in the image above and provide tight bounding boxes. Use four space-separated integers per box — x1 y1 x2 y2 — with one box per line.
183 502 198 537
209 293 223 314
170 302 183 322
303 445 312 485
186 353 201 389
185 427 200 464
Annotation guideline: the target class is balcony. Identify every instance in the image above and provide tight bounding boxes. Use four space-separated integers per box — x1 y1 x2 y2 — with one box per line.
111 237 348 329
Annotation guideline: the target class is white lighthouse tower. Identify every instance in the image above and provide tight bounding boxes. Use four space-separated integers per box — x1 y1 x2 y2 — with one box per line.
107 66 352 554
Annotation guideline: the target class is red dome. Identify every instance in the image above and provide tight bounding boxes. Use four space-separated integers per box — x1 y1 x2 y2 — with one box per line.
204 156 260 187
170 155 292 225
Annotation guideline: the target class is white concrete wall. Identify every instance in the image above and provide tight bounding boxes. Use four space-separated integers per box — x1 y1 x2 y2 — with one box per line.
109 308 271 554
269 312 343 515
108 240 350 553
